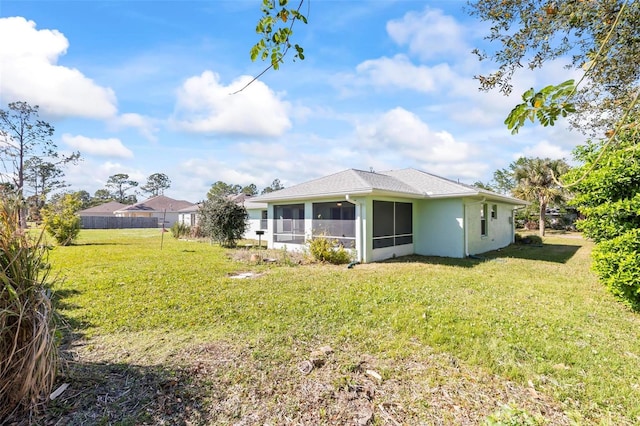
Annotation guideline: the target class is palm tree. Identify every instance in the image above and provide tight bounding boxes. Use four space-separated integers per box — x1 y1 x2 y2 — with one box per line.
512 157 569 237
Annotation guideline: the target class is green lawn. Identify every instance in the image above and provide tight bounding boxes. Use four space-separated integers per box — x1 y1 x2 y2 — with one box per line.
48 229 640 424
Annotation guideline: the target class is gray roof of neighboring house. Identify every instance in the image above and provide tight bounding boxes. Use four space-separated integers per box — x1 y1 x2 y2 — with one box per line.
78 201 128 215
176 196 267 213
177 203 200 213
115 195 195 213
254 168 527 205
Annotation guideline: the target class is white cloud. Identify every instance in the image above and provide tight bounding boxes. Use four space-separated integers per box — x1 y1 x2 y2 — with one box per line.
0 17 117 118
110 113 158 142
353 55 454 93
386 8 467 61
519 140 572 160
62 134 134 158
356 107 472 163
172 71 291 137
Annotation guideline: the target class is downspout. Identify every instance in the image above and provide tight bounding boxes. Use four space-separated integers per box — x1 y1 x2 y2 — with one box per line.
345 194 363 262
464 197 486 257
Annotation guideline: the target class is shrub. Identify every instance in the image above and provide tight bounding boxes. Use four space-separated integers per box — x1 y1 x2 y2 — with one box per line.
592 228 640 311
197 197 248 248
307 235 352 265
41 194 82 246
0 199 58 420
170 221 190 239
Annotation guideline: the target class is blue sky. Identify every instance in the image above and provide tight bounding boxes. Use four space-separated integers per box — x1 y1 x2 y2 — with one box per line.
0 0 585 202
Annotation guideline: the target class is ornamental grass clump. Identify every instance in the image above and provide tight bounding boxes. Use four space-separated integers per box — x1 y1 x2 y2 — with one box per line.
0 199 58 420
307 235 352 265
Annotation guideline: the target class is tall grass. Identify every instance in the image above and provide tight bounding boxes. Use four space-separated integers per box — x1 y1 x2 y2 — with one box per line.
0 199 57 419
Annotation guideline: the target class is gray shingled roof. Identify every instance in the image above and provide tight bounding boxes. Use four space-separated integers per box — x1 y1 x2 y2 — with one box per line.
115 195 195 213
78 201 127 215
254 168 526 205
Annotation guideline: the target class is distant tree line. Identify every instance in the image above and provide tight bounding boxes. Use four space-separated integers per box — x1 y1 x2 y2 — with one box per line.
206 178 284 200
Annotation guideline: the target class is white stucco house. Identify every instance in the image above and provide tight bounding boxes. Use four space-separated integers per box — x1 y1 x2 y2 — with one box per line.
177 194 270 241
253 168 528 262
242 196 269 242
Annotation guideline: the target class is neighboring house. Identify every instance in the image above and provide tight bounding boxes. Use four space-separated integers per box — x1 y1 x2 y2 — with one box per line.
177 203 199 228
114 195 195 228
177 194 270 241
253 168 528 262
78 201 127 217
242 196 269 242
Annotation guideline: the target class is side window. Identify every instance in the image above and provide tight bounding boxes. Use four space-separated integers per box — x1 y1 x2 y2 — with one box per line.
260 210 267 229
491 204 498 219
481 203 488 236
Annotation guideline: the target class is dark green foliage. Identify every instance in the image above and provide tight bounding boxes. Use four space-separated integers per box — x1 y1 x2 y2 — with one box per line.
197 197 248 248
41 194 82 246
307 236 352 265
568 137 640 243
566 130 640 309
591 229 640 311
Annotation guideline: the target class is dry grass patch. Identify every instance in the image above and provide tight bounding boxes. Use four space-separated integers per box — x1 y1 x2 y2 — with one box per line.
30 335 572 425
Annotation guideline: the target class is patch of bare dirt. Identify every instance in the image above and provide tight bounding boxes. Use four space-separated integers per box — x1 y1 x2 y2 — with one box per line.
4 336 577 426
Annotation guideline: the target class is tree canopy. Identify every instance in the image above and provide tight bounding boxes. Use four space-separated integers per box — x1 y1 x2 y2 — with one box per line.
105 173 138 204
207 181 242 200
511 158 569 237
0 101 80 226
468 0 640 136
261 178 284 194
141 173 171 197
206 179 282 199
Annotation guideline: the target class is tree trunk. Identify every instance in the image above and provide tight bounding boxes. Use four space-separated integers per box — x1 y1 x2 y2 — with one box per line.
539 202 546 237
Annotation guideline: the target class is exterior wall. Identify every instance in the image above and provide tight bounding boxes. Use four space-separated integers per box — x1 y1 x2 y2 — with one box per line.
361 196 415 263
245 208 269 241
265 197 518 262
413 198 465 258
466 202 515 255
178 212 198 227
